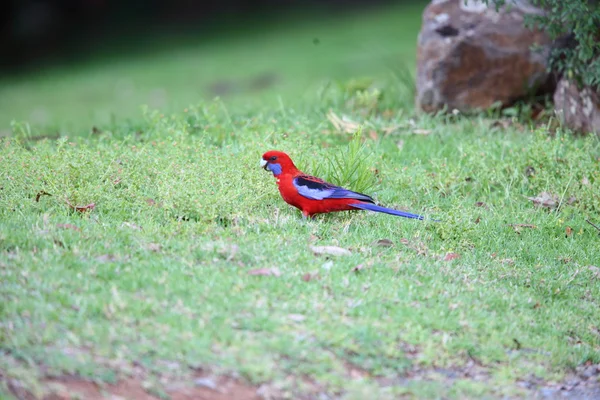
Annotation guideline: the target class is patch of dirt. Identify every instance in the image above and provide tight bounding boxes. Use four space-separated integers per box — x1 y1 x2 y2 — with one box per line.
8 373 260 400
375 358 491 390
371 347 600 400
343 360 370 380
528 362 600 400
3 346 600 399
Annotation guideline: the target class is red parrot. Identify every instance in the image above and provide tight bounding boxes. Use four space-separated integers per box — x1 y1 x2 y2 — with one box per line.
261 150 428 220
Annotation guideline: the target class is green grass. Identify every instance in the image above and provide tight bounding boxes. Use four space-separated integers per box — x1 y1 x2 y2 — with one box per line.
0 2 423 133
1 2 600 399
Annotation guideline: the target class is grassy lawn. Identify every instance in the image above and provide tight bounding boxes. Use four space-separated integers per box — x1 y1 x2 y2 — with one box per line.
1 2 600 399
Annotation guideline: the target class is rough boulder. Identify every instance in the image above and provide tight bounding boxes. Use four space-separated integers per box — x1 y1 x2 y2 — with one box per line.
416 0 552 113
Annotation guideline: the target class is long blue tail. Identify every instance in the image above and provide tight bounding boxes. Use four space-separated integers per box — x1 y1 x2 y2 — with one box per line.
351 202 425 220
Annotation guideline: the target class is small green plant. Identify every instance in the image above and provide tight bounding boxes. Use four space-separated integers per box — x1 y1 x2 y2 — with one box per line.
10 120 33 141
312 127 378 194
350 88 383 115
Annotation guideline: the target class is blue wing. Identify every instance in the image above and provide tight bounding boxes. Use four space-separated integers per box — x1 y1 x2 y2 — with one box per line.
293 175 375 203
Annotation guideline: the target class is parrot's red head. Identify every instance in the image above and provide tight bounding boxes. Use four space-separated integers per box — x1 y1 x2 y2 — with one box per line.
261 150 298 177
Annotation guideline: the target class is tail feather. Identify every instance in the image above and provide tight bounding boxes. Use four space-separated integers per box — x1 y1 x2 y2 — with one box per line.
351 202 426 220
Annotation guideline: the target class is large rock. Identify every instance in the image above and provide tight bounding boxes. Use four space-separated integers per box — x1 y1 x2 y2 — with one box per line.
416 0 552 113
554 78 600 135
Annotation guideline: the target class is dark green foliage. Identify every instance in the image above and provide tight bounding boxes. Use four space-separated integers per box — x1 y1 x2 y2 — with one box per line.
487 0 600 88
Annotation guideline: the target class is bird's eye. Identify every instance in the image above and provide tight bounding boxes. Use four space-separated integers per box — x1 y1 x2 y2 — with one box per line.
270 156 277 161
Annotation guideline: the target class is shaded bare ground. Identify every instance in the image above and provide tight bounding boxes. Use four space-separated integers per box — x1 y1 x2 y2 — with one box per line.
6 371 260 400
3 356 600 400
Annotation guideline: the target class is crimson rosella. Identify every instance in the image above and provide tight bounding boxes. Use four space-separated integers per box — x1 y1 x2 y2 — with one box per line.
261 150 428 220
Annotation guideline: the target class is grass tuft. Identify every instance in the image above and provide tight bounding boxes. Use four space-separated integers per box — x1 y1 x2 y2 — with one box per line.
312 127 379 194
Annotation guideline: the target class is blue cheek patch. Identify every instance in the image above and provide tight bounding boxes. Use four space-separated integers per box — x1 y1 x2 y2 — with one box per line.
268 163 282 176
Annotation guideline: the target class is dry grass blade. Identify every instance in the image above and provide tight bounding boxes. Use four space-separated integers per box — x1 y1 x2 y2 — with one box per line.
248 268 281 277
412 128 431 135
444 252 460 261
326 109 360 133
508 224 537 229
57 224 80 232
382 124 402 135
526 192 559 209
508 224 537 234
65 200 96 213
310 245 352 257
